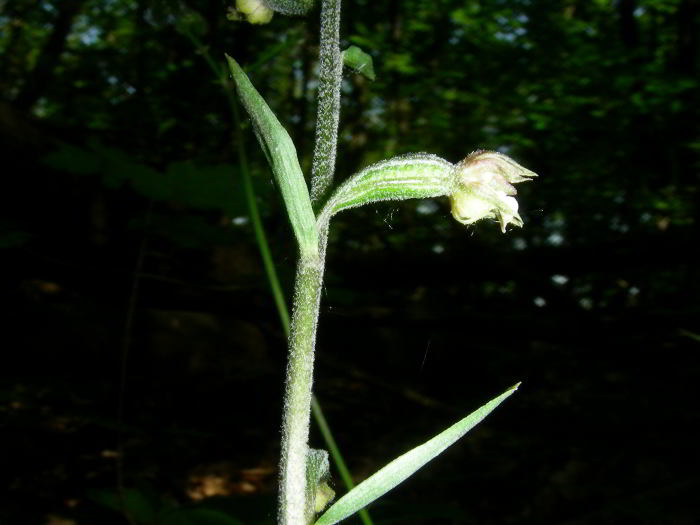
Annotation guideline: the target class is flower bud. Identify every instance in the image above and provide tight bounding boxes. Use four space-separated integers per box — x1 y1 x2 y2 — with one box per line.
227 0 274 24
450 150 537 233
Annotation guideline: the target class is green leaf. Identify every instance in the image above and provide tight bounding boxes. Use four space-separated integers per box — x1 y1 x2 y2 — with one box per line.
225 54 318 258
318 154 455 226
342 46 376 81
314 383 520 525
306 449 335 520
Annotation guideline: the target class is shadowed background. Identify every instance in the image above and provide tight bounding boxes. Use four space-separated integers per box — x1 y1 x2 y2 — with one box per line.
1 1 699 524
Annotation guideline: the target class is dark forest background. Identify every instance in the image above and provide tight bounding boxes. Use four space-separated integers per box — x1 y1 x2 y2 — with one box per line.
1 1 699 524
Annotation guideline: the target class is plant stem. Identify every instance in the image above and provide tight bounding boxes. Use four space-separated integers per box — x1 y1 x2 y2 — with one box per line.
310 0 342 205
276 225 359 525
281 1 344 521
280 255 324 525
184 29 371 524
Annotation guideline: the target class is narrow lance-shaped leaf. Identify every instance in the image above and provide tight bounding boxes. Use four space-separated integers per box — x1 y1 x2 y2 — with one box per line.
317 153 455 227
225 54 319 258
314 383 520 525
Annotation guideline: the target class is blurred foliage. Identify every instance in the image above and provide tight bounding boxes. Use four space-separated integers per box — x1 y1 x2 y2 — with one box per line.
43 142 249 215
2 0 697 250
1 0 699 524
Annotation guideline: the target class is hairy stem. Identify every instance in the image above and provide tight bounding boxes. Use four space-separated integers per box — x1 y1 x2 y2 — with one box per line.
181 22 371 525
280 1 343 522
280 255 324 525
182 27 368 525
310 0 342 205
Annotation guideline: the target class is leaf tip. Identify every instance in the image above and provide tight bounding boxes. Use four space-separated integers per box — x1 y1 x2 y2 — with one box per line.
224 54 245 84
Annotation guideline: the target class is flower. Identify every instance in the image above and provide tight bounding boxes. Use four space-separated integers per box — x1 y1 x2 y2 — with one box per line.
227 0 274 24
450 150 537 233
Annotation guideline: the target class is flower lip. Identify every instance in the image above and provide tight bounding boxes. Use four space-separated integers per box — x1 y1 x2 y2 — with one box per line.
450 150 537 233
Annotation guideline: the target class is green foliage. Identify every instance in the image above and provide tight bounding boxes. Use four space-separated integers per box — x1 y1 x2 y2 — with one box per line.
342 46 376 81
226 54 318 258
176 9 209 37
44 142 249 217
225 2 527 523
3 1 698 524
6 0 694 243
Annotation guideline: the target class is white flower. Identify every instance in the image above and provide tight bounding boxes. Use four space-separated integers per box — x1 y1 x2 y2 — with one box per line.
450 150 537 233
